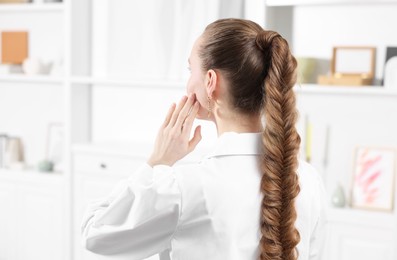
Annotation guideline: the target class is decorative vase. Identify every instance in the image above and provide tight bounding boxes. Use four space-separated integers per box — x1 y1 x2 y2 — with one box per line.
37 159 54 173
331 183 346 208
297 57 316 83
384 56 397 89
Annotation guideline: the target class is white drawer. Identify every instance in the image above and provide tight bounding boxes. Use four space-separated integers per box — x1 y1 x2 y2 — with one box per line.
73 153 143 177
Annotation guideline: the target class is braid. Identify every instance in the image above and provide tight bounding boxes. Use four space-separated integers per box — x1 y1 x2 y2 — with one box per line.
257 31 301 260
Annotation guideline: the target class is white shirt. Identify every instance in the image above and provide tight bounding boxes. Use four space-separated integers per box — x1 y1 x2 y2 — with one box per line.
81 132 327 260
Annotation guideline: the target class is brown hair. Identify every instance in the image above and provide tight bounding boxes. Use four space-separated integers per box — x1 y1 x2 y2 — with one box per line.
199 18 301 260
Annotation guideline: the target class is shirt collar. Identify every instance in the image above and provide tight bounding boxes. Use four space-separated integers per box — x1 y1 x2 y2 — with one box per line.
204 132 264 159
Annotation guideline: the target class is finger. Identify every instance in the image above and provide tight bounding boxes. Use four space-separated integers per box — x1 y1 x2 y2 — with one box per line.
182 101 200 135
162 103 176 127
169 95 188 127
175 94 196 128
188 125 202 152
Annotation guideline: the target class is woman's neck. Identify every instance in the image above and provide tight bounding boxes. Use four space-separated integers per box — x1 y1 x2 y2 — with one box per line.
213 109 263 136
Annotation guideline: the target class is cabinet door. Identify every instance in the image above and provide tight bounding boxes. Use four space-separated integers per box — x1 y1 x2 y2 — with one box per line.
326 223 394 260
14 183 63 260
0 181 17 260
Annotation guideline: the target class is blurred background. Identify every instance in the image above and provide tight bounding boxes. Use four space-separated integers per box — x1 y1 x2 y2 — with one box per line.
1 0 397 259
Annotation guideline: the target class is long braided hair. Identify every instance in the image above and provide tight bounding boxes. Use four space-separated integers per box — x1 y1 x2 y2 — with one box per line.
199 18 301 260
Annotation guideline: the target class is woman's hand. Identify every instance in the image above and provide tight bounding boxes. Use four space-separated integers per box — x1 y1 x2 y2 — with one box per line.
147 94 202 167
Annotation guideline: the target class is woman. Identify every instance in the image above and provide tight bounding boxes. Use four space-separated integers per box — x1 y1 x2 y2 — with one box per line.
81 18 326 260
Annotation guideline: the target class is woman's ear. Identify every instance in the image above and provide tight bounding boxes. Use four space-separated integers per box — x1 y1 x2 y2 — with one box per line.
205 69 217 98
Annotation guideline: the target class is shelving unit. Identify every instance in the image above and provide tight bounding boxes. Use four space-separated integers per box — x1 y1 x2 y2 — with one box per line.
0 167 63 182
0 1 69 260
327 207 396 228
0 74 64 84
295 84 397 96
70 76 185 89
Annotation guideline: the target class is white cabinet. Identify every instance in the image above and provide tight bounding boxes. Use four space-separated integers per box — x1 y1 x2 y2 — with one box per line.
0 170 64 260
15 183 63 260
0 181 17 260
324 208 397 260
327 224 394 260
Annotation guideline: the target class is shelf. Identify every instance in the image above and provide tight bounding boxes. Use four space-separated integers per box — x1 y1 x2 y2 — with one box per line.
73 141 153 159
266 0 397 6
73 141 212 164
70 76 186 89
0 167 63 184
327 207 396 229
294 84 397 97
0 2 64 13
0 74 64 84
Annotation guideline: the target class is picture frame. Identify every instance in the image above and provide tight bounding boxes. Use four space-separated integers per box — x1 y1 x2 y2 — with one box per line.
351 146 396 211
332 46 376 78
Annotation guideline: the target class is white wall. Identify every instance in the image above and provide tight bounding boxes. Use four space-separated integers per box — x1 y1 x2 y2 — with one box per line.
92 0 244 80
296 91 397 198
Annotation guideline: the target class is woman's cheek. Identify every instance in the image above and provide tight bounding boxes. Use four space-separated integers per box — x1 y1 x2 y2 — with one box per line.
186 84 193 95
196 100 207 119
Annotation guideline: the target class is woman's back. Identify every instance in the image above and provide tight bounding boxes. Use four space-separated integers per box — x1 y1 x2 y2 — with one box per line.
170 132 325 259
171 132 263 259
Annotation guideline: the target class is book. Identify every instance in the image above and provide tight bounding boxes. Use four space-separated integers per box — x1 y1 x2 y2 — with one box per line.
1 31 28 64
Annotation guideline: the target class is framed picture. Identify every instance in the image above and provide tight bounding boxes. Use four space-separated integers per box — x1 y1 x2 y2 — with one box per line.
351 147 396 211
332 46 376 78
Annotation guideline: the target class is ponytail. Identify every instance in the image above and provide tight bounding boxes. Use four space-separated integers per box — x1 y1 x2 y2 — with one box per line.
256 31 301 260
199 19 301 260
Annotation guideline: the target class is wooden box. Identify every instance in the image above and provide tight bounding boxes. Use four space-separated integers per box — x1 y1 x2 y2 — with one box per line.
318 74 373 86
318 46 376 86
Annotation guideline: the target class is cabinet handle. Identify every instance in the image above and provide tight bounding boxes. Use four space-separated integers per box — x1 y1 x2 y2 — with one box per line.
100 163 107 169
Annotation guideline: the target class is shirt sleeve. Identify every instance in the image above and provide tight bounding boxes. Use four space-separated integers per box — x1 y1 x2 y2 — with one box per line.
308 173 328 260
81 163 181 260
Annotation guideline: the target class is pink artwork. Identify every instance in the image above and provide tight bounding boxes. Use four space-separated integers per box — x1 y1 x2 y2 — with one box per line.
352 147 396 211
